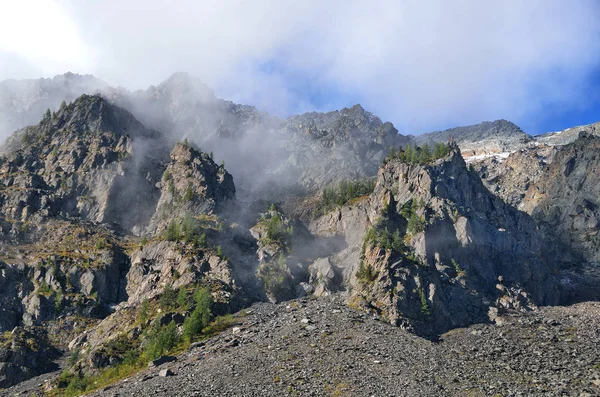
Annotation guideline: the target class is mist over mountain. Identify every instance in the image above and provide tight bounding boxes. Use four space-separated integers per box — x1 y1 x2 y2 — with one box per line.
0 71 599 396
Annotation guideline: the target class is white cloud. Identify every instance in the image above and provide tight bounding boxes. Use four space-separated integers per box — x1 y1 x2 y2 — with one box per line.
1 0 599 133
0 0 92 79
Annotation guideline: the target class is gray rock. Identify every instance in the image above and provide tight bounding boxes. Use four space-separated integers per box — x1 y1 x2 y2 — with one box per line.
158 369 174 377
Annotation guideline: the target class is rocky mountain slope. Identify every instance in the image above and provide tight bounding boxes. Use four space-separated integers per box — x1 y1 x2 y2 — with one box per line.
0 95 254 389
413 119 533 157
306 143 577 336
0 73 413 197
0 73 599 395
472 132 600 264
6 294 600 397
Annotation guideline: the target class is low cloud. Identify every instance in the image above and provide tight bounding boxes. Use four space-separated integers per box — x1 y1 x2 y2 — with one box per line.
1 0 599 134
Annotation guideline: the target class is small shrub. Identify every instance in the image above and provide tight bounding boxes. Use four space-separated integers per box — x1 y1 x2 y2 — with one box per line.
95 238 107 250
183 184 194 201
356 261 378 283
143 321 180 361
183 287 213 342
159 284 178 311
418 289 430 315
407 213 425 235
164 220 181 242
138 300 150 324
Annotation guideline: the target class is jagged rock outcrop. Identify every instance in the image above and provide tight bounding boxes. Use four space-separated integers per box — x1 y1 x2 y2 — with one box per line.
0 94 168 232
148 142 235 233
126 240 240 308
0 93 251 388
473 144 556 208
310 144 574 335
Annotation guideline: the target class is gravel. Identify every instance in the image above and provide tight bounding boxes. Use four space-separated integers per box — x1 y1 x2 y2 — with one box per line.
4 294 600 396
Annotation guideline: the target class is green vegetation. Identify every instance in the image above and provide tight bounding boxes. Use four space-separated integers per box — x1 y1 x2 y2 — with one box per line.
164 219 181 242
364 226 404 252
159 284 178 311
315 178 376 217
143 321 180 361
260 210 294 250
183 184 194 201
407 212 425 235
418 289 430 315
183 287 213 342
356 260 378 283
399 199 425 236
258 254 293 299
95 238 107 250
385 142 450 165
164 215 208 249
451 258 465 277
37 281 53 297
137 300 150 324
54 289 63 312
56 286 235 397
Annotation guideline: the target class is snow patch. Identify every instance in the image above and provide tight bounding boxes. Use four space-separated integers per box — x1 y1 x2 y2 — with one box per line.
464 151 512 164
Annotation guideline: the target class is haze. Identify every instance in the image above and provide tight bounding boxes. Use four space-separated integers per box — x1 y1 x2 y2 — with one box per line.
1 0 599 134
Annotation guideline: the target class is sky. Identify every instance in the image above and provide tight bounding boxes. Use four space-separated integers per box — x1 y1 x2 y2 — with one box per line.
1 0 600 135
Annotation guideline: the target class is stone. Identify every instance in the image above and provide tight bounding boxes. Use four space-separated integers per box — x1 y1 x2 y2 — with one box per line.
159 369 174 377
148 356 177 368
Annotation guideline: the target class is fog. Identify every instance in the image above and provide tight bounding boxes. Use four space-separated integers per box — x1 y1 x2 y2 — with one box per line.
1 0 599 134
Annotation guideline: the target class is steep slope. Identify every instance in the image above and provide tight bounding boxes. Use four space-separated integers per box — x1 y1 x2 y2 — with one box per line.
309 143 575 335
520 134 600 265
0 94 168 232
473 132 600 267
0 95 253 388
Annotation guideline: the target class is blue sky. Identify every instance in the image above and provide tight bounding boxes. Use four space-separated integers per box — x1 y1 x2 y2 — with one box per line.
2 0 600 136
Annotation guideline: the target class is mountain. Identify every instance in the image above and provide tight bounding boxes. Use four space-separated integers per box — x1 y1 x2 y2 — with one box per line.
307 143 575 335
413 119 533 157
535 120 600 146
0 73 415 199
0 73 599 395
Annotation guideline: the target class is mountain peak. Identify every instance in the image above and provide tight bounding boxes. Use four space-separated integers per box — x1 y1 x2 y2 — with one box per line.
154 72 215 103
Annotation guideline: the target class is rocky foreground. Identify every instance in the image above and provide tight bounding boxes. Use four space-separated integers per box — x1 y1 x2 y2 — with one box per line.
5 294 599 397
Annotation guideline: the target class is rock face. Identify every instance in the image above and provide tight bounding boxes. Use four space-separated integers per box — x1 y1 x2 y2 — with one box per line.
310 144 574 335
0 94 250 388
148 142 235 233
475 133 600 267
536 120 600 146
0 328 59 388
279 104 412 190
0 94 168 232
